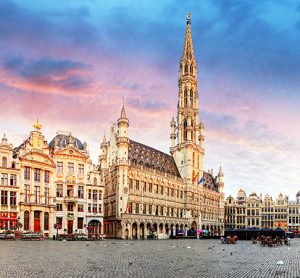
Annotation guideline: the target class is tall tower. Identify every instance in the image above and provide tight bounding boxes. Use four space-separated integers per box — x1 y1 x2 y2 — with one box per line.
171 13 205 185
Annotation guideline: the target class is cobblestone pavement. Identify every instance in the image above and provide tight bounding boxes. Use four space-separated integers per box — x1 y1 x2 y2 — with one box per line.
0 239 300 278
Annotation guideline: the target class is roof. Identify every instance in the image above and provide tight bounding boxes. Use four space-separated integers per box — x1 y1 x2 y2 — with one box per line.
49 134 84 150
203 171 218 192
128 140 181 178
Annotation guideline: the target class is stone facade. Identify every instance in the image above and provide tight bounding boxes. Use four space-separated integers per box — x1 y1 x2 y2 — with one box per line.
225 189 295 230
102 14 225 239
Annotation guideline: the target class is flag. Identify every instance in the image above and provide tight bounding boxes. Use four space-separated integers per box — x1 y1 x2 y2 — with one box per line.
198 176 204 185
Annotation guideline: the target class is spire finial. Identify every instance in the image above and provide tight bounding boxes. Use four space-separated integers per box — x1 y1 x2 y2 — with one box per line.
187 13 191 25
121 101 126 119
33 118 42 130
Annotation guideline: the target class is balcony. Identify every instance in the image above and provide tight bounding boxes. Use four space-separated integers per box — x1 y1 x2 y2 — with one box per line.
64 196 78 203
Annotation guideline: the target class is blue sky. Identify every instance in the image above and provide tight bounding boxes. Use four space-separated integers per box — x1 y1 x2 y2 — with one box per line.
0 0 300 198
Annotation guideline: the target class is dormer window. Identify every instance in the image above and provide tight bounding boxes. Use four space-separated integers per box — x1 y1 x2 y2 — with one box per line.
61 138 66 147
2 157 7 168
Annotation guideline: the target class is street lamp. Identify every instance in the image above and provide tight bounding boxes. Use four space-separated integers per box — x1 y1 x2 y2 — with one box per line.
17 216 21 231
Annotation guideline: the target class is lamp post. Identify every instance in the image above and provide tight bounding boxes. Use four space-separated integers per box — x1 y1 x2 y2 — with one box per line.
17 216 20 231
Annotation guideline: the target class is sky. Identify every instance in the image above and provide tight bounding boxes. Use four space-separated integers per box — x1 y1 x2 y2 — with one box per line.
0 0 299 199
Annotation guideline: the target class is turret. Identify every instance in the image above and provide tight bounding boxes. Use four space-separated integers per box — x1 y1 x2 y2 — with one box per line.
217 165 224 192
198 119 205 148
170 116 176 151
100 134 108 170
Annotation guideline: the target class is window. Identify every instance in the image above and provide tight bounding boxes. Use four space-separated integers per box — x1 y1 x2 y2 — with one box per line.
143 204 146 214
10 174 17 186
1 173 8 186
56 217 62 227
78 217 84 229
55 184 63 198
44 171 50 183
88 203 91 213
93 178 97 185
24 211 30 230
143 182 146 192
135 203 139 214
167 187 170 196
24 184 30 203
129 179 133 190
10 192 16 206
149 183 152 193
171 188 174 197
99 191 102 200
44 212 49 230
67 202 74 211
45 187 49 205
88 189 91 199
136 180 139 191
1 191 8 205
34 169 41 182
56 204 63 211
34 186 40 204
98 204 102 213
93 204 97 213
149 205 152 215
160 186 163 195
67 185 73 197
24 167 30 180
78 164 84 175
68 163 74 174
160 206 164 215
93 190 97 200
128 203 133 213
57 162 63 173
78 186 84 198
2 157 7 167
78 205 84 212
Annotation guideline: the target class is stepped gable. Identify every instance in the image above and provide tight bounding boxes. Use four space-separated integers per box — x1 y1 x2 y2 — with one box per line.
128 139 181 178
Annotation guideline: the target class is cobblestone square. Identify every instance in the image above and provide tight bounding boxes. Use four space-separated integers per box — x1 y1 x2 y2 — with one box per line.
0 239 300 278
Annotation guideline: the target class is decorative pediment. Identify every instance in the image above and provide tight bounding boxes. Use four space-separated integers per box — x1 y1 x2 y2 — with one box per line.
20 151 55 167
54 146 88 159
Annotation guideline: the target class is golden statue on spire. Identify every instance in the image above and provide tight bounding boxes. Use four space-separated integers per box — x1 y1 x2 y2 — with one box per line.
33 118 42 130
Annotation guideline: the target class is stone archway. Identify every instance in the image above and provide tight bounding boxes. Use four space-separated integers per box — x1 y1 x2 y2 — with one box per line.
88 220 101 239
152 223 157 233
146 223 152 237
159 223 164 234
132 223 138 240
139 223 145 239
125 228 129 240
165 224 169 235
191 221 197 230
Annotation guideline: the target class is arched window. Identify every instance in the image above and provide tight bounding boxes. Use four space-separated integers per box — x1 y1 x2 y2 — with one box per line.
184 89 188 107
190 65 193 75
44 212 49 230
190 90 193 107
184 64 188 74
2 157 7 168
61 138 66 147
24 211 30 230
183 120 188 141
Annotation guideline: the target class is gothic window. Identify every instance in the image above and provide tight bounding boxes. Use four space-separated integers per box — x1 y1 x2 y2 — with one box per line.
44 212 49 230
190 90 193 107
183 120 188 141
184 89 188 107
190 64 193 75
184 64 188 74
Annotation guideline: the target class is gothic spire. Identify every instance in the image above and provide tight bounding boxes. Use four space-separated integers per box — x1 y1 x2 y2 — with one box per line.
181 13 195 62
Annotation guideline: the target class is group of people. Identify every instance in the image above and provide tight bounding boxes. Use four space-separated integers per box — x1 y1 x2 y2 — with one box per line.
220 235 238 244
255 235 291 247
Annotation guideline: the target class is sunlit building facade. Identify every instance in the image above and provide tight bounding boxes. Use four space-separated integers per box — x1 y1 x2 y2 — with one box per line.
102 14 225 239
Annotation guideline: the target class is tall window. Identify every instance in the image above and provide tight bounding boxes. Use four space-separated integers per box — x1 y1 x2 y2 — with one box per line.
78 205 84 212
88 189 91 199
24 211 30 230
135 180 139 191
56 204 63 211
10 192 16 206
34 186 40 204
88 203 91 213
135 203 139 214
78 164 84 175
56 217 62 227
44 171 50 183
44 187 49 205
56 162 63 173
78 186 84 198
93 190 97 200
25 184 30 203
24 167 30 180
34 169 41 182
149 205 152 215
129 179 133 190
44 212 49 230
68 163 74 174
149 183 152 193
93 204 97 213
98 204 102 213
1 191 8 205
1 173 8 186
2 157 7 167
10 174 17 186
67 185 73 197
99 191 102 200
78 217 84 229
56 184 63 197
67 202 74 211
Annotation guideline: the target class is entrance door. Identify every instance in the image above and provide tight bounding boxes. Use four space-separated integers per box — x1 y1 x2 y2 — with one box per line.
34 211 40 232
67 220 73 234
